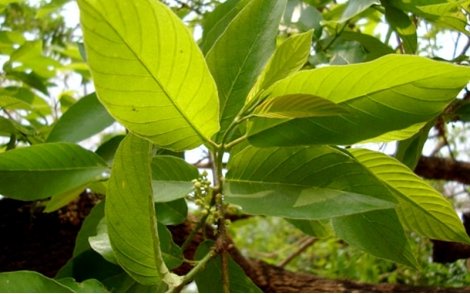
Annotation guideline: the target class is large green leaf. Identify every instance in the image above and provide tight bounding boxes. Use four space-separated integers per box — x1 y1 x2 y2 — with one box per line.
106 134 181 287
47 93 114 143
350 148 470 244
225 145 396 220
0 143 108 200
78 0 219 150
333 209 417 267
199 0 250 54
247 55 470 147
194 240 262 293
0 271 107 293
390 0 469 34
247 30 313 101
151 155 198 202
205 0 286 140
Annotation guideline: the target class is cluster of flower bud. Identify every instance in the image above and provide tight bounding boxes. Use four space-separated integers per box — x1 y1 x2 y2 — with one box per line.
188 170 212 212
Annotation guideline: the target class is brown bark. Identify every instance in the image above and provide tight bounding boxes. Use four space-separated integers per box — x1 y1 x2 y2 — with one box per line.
415 156 470 185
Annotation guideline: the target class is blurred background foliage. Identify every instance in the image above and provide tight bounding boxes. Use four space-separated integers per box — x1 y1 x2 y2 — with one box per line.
0 0 469 288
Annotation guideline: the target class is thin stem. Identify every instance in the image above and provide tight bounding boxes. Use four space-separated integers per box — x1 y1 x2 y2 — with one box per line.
181 212 210 251
278 237 316 268
224 134 247 150
167 248 217 293
323 22 348 52
221 250 230 292
384 26 393 45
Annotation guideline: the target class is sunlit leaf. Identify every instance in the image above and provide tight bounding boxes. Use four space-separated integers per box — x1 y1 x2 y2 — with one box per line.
79 0 219 150
390 0 469 34
247 55 470 147
350 148 470 244
248 30 313 101
253 94 348 119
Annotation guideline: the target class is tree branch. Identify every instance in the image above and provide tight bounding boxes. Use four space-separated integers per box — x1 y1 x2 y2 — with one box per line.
415 156 470 185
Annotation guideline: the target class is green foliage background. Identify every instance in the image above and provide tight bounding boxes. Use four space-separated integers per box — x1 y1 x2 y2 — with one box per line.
0 0 469 292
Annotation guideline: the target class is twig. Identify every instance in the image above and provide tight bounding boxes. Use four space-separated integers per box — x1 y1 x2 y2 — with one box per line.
278 237 316 268
167 248 217 293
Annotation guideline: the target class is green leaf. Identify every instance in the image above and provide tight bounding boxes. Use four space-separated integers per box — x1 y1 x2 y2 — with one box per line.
390 0 469 34
0 86 50 115
0 271 73 292
205 0 287 140
0 271 108 293
225 145 396 220
288 219 333 238
335 31 394 60
253 94 348 119
95 135 125 164
384 3 417 54
194 240 262 293
362 122 427 143
8 40 61 78
89 218 118 264
333 209 417 267
151 155 198 202
44 185 86 212
199 0 250 54
89 217 183 269
78 0 219 151
350 148 470 244
0 95 31 110
73 201 105 257
0 117 17 136
157 222 184 270
106 134 181 287
247 55 470 147
0 143 108 200
248 30 313 101
155 198 188 225
339 0 378 22
395 122 433 169
47 93 114 143
55 277 109 293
